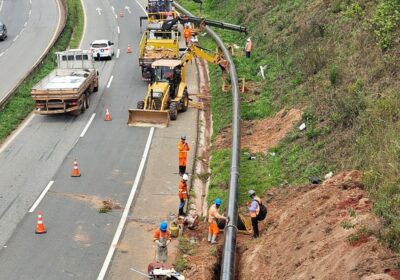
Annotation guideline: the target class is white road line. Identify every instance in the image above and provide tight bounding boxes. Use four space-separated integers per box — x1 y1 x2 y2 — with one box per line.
133 0 147 14
0 52 4 57
116 49 120 59
24 22 27 27
29 0 31 4
0 0 3 12
106 76 114 88
117 26 120 34
97 128 154 280
0 114 35 154
111 5 116 18
80 113 96 137
28 181 54 213
29 9 31 16
13 35 19 42
78 0 87 48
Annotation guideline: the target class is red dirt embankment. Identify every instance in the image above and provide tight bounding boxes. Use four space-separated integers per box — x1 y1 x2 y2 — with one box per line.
237 171 400 280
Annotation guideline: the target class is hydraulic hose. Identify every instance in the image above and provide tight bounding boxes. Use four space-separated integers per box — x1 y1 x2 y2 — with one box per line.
173 3 241 280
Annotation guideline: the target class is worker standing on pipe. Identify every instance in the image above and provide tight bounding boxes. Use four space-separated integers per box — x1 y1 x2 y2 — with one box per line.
178 173 189 216
183 24 192 47
153 221 172 263
208 198 227 244
178 135 190 176
248 190 260 239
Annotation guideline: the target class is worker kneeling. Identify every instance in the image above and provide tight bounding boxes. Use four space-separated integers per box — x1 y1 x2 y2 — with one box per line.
208 198 228 244
153 221 172 263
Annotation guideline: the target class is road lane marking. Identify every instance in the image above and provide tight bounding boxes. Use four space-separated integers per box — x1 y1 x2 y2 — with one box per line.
133 0 147 14
96 7 102 15
13 35 19 42
116 49 120 59
0 114 35 154
117 26 120 34
28 181 54 213
125 6 131 14
106 76 114 88
111 5 116 18
0 52 4 57
80 113 96 137
97 127 154 280
0 0 3 12
29 9 31 15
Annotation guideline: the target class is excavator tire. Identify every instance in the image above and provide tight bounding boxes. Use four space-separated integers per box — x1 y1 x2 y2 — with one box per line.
180 89 189 112
137 101 145 110
169 102 178 120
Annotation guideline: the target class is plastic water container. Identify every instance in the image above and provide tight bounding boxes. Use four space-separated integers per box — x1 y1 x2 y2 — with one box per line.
170 222 179 238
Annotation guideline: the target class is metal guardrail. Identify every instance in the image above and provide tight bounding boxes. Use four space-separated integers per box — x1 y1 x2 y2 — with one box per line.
173 3 241 280
0 0 67 109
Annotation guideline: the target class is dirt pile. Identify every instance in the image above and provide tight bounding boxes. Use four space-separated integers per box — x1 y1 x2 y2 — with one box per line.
214 108 302 153
237 171 400 280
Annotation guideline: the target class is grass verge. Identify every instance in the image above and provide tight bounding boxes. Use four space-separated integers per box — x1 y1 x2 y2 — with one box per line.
0 0 84 143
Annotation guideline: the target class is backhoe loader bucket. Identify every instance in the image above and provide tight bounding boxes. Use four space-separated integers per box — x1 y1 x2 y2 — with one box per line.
128 109 170 128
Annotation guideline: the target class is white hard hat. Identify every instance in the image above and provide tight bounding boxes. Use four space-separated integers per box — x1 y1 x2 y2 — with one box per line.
248 190 256 197
182 174 189 181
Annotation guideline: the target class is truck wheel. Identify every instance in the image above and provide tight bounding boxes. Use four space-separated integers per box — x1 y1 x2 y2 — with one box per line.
137 101 145 109
93 85 98 92
180 88 189 112
169 102 178 121
81 99 86 113
85 94 90 109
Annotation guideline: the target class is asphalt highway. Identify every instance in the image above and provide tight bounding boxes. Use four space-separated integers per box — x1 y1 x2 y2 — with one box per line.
0 0 60 103
0 0 150 278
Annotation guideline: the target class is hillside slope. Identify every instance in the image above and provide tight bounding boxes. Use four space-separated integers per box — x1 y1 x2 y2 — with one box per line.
179 0 400 251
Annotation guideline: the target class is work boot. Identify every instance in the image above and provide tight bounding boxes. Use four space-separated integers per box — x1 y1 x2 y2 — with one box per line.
179 208 184 216
207 232 212 242
211 235 217 244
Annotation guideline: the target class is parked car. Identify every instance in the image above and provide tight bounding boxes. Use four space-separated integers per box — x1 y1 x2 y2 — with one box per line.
0 22 7 41
90 40 114 60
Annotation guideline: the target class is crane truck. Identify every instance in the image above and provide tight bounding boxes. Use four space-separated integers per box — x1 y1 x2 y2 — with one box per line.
138 15 246 80
128 44 228 127
31 49 98 115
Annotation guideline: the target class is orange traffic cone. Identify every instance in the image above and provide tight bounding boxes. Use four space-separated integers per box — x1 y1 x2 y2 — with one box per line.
35 211 47 234
104 108 112 121
119 10 124 17
71 159 81 177
127 44 132 53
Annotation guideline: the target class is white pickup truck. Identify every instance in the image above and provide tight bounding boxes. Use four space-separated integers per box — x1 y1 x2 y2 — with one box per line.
31 49 99 115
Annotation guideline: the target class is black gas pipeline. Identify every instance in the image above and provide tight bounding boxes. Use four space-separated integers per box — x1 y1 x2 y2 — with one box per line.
173 3 241 280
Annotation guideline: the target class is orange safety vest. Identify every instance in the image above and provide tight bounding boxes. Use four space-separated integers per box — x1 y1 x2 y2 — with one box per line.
153 229 171 241
183 28 192 40
178 180 188 200
178 141 190 161
245 41 253 52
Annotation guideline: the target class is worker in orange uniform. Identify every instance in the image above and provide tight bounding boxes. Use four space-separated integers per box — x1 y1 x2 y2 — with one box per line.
153 221 171 263
183 24 192 47
208 198 227 244
178 173 189 216
178 135 190 176
244 37 253 58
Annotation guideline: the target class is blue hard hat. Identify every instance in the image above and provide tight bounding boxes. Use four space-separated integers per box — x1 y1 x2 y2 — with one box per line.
160 221 168 232
215 198 222 206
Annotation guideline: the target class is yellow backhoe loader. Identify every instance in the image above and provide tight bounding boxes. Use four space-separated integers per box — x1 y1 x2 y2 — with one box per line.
128 45 228 127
